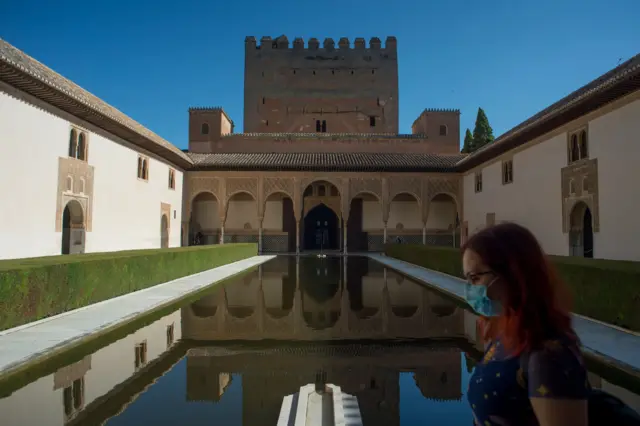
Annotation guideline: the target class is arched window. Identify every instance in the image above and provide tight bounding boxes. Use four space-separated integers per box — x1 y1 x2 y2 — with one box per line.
316 120 321 132
321 120 327 133
579 130 588 159
439 125 448 136
137 157 143 178
201 123 209 135
69 129 78 158
142 159 148 180
77 132 87 161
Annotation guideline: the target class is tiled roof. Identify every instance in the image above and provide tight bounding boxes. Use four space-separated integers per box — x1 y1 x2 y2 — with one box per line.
188 152 466 172
0 38 193 168
457 52 640 169
223 132 426 139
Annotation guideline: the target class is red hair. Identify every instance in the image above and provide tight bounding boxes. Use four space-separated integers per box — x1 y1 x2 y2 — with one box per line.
462 222 576 354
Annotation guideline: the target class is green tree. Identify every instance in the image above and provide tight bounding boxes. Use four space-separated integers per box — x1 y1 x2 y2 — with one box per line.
472 107 495 150
461 128 473 153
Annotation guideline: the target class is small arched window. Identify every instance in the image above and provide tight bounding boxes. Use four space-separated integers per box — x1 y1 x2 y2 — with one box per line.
321 120 327 133
79 178 86 194
69 129 78 158
201 123 209 135
142 159 148 180
77 132 87 161
66 176 73 192
439 125 448 136
579 130 588 159
137 157 143 178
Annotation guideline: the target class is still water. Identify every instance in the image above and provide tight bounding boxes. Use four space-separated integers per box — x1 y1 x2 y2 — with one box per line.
0 256 638 426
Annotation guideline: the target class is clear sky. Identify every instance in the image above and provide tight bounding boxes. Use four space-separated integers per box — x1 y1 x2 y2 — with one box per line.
1 0 638 151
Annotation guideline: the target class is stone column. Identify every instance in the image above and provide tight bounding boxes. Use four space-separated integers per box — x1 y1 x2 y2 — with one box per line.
258 217 263 254
383 221 388 244
343 223 348 255
181 221 189 246
219 225 225 244
296 219 301 254
422 223 427 245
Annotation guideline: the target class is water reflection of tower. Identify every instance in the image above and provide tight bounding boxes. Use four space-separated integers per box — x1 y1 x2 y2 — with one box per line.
186 357 232 402
412 350 463 401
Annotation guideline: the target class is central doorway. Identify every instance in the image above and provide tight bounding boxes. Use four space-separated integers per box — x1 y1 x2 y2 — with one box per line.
303 204 339 251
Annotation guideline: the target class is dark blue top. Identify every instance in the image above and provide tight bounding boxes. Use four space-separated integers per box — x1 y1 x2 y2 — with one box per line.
467 334 589 426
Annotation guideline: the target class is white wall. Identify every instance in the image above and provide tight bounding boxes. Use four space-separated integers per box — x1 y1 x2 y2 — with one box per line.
463 133 570 256
588 99 640 260
0 310 181 426
0 84 184 260
462 96 640 260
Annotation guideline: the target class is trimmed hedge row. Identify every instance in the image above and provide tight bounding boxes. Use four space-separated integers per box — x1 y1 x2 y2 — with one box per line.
385 244 640 332
0 244 257 331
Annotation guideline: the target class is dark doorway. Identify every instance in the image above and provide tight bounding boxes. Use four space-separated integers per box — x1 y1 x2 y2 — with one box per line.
303 204 339 250
583 207 593 258
61 200 85 255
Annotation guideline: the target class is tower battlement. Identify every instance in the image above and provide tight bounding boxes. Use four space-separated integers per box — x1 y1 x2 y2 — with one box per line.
245 35 397 51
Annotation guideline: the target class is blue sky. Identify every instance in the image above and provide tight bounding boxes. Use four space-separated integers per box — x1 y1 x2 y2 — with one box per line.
1 0 638 150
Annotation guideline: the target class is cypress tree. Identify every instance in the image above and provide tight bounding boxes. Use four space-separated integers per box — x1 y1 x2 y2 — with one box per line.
461 128 473 153
472 108 495 150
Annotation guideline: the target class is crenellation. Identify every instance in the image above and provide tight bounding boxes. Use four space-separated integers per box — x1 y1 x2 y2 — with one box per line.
293 37 304 50
275 35 289 49
245 36 257 49
308 38 320 50
385 36 397 51
247 36 399 51
323 38 335 51
259 36 272 50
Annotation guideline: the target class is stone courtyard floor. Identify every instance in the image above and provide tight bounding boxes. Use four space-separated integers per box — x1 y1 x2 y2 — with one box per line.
368 253 640 379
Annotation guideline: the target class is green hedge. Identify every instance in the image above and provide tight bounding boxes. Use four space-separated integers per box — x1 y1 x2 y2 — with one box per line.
0 244 257 331
385 244 640 332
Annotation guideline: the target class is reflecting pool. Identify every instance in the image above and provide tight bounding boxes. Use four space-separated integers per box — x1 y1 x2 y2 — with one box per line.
0 256 638 426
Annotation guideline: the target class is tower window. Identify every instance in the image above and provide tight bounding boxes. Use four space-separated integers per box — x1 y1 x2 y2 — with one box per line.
321 120 327 133
439 125 448 136
201 123 209 135
316 120 321 132
262 97 265 104
369 116 376 127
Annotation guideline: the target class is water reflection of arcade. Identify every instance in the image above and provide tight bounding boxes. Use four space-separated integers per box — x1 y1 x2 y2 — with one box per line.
185 345 464 426
181 256 464 341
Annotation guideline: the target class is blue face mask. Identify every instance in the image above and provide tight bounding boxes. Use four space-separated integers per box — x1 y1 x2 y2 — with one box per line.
464 279 502 317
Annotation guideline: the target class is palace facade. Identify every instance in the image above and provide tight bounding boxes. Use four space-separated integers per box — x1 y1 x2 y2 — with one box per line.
0 36 639 261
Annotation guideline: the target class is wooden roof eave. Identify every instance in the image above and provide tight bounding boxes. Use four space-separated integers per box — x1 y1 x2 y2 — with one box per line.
0 63 193 170
188 165 458 173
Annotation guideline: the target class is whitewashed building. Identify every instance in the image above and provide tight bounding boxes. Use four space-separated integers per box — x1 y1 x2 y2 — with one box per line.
0 40 189 260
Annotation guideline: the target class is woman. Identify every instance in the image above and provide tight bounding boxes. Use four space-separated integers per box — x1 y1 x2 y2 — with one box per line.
463 222 589 426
